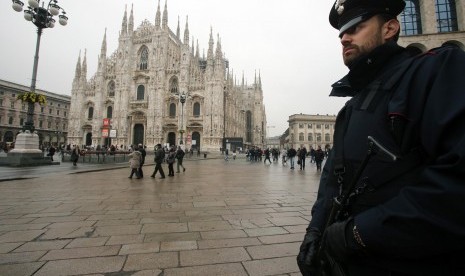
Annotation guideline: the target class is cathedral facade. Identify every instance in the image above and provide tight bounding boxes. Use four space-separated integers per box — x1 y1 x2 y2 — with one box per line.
67 2 266 152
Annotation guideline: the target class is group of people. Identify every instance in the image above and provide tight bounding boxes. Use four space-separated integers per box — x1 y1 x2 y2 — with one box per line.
128 143 186 179
284 146 325 171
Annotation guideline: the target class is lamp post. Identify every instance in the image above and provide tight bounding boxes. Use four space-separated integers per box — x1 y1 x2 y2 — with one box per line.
178 91 189 145
8 0 68 166
12 0 68 132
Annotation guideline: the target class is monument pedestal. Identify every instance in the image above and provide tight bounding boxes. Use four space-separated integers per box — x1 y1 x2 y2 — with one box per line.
0 130 58 166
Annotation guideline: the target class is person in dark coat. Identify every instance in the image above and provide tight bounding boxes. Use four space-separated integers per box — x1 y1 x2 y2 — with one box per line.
150 144 165 179
297 1 465 276
48 145 56 161
137 144 146 178
175 146 186 173
314 146 325 172
166 146 176 176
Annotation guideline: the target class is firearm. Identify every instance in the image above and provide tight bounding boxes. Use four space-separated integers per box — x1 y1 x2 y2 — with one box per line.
317 136 397 276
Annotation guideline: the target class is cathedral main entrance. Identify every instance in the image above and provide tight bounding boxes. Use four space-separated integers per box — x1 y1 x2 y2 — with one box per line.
133 124 144 146
192 132 200 150
167 132 176 146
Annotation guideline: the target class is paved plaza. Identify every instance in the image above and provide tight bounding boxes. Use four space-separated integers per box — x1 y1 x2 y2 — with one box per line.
0 157 321 276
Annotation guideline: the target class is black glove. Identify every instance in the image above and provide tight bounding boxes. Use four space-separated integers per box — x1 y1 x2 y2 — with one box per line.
297 227 321 275
322 218 363 263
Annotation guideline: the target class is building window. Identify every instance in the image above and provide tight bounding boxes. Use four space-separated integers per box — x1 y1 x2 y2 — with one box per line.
169 103 176 117
63 123 66 130
57 110 60 115
47 121 51 128
193 102 200 116
137 85 145 100
139 46 149 70
8 117 13 125
49 109 52 114
108 81 115 97
11 102 15 108
325 133 331 142
435 0 458 32
308 123 312 129
22 104 26 111
299 133 304 141
107 106 113 118
64 111 67 117
308 133 313 142
88 106 94 119
39 121 43 128
317 133 322 142
299 123 304 129
20 118 24 126
325 124 329 129
41 107 44 113
0 99 2 106
169 77 178 94
316 124 321 129
401 0 422 35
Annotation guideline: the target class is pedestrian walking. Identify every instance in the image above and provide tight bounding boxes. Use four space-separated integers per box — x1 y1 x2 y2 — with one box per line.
166 146 176 176
138 144 146 178
128 148 141 179
48 145 56 161
287 146 297 169
150 144 165 179
297 0 465 275
70 145 81 166
314 146 324 172
299 146 307 170
263 148 272 164
175 146 186 173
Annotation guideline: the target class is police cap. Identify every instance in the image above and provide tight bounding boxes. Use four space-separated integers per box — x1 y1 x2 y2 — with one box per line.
329 0 405 36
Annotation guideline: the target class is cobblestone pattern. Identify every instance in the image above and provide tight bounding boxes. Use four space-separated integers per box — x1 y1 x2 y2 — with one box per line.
0 159 321 275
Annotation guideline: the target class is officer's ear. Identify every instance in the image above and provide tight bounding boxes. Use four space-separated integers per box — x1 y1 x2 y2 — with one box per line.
382 18 400 41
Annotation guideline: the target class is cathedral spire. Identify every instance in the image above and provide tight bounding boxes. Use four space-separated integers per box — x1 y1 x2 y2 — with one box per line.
191 36 195 55
162 0 168 29
81 49 87 80
155 0 161 29
195 39 200 59
100 28 107 58
259 70 262 88
176 16 180 38
74 50 81 79
207 27 214 61
215 34 222 60
183 16 189 45
121 5 128 35
128 4 134 33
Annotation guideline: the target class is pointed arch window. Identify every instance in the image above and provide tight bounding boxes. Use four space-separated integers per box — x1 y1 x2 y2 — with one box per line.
108 81 115 97
88 107 94 119
435 0 458 32
401 0 422 35
169 77 178 94
193 102 200 117
107 106 113 119
169 103 177 117
139 47 149 70
137 85 145 100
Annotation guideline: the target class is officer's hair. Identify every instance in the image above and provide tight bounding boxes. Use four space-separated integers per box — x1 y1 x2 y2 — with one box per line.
377 14 401 42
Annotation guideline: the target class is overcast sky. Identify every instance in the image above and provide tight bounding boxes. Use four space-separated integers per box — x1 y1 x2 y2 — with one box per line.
1 0 349 137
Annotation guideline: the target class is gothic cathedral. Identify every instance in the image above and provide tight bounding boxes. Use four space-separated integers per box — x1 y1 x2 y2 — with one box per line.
67 1 267 151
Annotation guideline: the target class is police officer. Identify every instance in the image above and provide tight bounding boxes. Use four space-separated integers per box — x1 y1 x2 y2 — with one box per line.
297 0 465 275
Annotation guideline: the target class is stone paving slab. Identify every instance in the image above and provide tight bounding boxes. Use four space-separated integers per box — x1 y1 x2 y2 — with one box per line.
0 158 321 275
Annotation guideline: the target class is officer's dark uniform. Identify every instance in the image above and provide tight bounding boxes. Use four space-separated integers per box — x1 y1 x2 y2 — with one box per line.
299 0 465 275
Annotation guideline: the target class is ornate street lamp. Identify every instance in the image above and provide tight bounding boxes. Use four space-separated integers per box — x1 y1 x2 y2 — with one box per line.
178 91 190 145
11 0 68 133
8 0 68 166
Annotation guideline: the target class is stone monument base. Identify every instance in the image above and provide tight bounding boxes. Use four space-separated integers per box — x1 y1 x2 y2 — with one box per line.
0 130 59 167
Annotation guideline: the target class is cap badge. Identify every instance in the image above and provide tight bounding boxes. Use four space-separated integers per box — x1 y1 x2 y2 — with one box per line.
335 0 346 15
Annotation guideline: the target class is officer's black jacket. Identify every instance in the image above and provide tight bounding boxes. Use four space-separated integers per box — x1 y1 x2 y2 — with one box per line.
309 41 465 275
